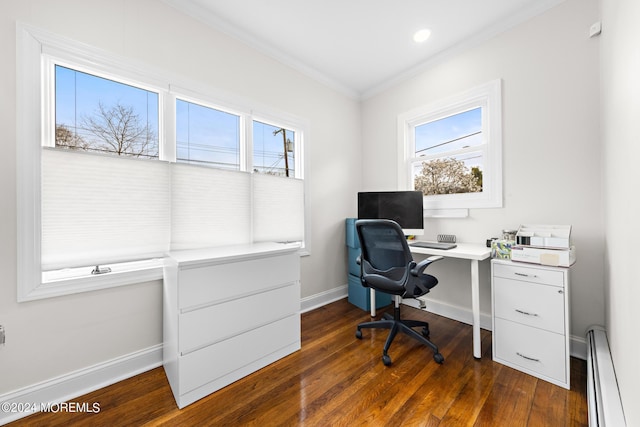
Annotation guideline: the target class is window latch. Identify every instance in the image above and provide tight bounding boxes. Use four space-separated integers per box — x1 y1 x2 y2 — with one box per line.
91 265 112 275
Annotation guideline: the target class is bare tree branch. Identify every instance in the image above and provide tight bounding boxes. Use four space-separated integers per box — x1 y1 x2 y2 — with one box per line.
80 101 158 157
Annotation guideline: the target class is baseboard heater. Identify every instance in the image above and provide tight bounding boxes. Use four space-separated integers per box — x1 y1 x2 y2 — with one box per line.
586 326 626 426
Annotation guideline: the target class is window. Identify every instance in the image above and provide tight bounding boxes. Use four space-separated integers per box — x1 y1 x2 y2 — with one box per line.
176 99 241 169
413 108 483 196
54 65 160 158
398 80 502 213
17 25 308 301
253 120 298 178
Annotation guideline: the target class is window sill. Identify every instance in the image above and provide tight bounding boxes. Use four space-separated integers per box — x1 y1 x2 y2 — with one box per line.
423 208 469 218
20 259 164 302
19 244 306 302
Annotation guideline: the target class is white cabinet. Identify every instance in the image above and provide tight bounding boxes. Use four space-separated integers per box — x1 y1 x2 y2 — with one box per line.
163 243 301 408
491 259 570 389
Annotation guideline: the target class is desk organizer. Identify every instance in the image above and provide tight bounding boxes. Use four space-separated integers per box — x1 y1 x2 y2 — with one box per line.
512 224 575 267
515 224 571 249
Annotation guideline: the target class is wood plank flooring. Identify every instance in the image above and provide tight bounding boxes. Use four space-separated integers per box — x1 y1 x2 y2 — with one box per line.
10 298 588 426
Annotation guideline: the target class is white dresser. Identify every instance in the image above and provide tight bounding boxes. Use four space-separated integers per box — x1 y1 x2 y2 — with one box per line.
491 259 570 389
163 242 301 408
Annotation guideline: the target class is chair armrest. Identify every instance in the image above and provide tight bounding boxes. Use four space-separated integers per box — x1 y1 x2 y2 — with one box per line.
410 255 444 276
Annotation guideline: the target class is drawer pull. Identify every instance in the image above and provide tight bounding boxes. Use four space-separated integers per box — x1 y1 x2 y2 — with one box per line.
514 272 538 278
516 352 540 362
515 309 539 317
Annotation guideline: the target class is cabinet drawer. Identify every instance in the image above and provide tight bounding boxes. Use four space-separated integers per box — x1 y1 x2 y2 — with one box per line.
179 283 299 354
493 277 565 334
493 262 564 287
493 318 566 384
178 314 300 394
179 252 299 310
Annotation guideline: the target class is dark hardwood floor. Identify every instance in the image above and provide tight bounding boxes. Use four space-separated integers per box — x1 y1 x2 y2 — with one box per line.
10 298 588 426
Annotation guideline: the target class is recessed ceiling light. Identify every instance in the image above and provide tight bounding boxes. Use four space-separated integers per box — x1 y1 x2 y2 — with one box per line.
413 28 431 43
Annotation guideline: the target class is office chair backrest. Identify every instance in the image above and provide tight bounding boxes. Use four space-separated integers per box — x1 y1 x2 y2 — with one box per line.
355 219 413 274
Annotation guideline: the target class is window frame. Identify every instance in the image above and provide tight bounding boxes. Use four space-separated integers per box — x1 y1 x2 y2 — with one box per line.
397 80 503 212
16 24 309 302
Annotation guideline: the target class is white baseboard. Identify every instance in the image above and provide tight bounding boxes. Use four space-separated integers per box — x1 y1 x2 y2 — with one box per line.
300 284 347 313
402 297 493 331
0 344 162 426
571 334 587 360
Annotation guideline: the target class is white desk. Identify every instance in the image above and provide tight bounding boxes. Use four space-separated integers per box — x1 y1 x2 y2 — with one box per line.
370 242 490 359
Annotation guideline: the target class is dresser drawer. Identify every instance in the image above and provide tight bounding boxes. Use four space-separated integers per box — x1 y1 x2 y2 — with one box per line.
178 314 300 394
179 283 299 354
493 277 565 334
493 262 564 287
493 318 566 384
178 252 299 310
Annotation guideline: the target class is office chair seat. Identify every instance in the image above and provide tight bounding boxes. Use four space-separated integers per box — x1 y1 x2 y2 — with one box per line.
354 219 445 366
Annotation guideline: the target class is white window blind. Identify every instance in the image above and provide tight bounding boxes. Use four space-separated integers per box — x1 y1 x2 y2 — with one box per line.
170 163 252 250
253 173 304 243
41 148 171 271
41 151 302 273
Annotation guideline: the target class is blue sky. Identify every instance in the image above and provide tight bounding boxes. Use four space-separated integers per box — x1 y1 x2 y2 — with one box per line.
175 99 239 167
55 65 159 136
55 65 294 174
414 107 483 170
415 107 482 155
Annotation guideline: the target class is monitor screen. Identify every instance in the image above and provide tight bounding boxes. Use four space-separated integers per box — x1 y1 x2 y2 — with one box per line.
357 191 424 236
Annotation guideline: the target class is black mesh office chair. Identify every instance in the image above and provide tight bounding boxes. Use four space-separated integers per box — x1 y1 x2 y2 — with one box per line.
354 219 445 366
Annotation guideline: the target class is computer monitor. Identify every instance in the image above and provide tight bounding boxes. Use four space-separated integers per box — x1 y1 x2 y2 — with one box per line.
357 191 424 236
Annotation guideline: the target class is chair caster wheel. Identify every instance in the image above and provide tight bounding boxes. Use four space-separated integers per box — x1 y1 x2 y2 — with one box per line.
433 353 444 364
422 327 430 338
355 330 362 339
382 354 392 366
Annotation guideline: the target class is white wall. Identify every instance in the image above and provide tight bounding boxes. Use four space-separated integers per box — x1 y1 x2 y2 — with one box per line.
0 0 360 394
601 0 640 424
361 0 603 342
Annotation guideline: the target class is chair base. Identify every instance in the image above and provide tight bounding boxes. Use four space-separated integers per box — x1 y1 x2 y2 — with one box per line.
355 303 444 366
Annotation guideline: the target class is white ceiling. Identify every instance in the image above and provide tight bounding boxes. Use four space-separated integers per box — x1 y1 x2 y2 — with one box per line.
162 0 565 99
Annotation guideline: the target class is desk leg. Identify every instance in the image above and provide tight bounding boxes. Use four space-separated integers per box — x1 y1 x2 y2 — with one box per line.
370 288 376 317
471 259 481 358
